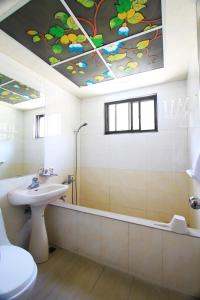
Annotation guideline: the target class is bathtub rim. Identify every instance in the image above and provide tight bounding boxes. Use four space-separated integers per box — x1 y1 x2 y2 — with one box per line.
50 200 200 238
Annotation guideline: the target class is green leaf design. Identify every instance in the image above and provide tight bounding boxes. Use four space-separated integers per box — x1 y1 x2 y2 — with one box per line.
137 0 147 4
77 0 94 8
127 12 144 24
27 30 38 36
54 12 69 28
32 35 41 43
110 17 124 29
132 3 146 11
49 57 60 65
90 34 104 47
67 16 79 30
107 53 127 62
49 25 64 38
144 25 158 31
126 61 138 69
66 66 74 70
136 39 150 50
76 34 87 43
45 34 54 40
116 0 132 13
52 44 64 54
137 52 143 58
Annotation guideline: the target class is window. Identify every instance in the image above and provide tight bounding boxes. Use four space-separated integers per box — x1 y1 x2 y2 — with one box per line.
104 95 157 134
35 114 45 138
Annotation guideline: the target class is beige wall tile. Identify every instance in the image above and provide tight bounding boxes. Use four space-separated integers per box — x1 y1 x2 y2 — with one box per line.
101 218 129 272
163 231 200 296
129 224 163 285
77 212 102 261
46 206 78 252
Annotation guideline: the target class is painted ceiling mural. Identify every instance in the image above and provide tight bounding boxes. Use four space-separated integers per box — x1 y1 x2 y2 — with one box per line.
0 0 163 87
0 73 40 104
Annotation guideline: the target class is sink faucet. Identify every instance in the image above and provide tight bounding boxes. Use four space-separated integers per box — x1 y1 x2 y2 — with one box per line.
28 177 40 189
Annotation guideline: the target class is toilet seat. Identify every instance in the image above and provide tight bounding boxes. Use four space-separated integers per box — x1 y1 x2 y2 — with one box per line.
0 245 37 299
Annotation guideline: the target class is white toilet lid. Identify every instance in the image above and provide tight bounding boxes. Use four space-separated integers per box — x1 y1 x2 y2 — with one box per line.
0 245 37 299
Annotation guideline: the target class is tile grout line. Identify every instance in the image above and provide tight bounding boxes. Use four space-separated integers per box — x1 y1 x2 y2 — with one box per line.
87 265 106 296
51 25 163 68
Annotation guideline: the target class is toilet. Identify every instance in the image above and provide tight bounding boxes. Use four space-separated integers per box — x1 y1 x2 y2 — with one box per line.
0 209 37 300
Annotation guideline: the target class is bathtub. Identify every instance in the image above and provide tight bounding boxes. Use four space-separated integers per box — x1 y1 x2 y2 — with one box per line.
46 200 200 298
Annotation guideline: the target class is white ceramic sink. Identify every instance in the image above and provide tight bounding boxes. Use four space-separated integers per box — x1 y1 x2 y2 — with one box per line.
8 183 68 263
8 184 68 207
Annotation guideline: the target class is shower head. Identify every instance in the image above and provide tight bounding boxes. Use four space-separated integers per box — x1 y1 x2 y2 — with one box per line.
76 122 88 133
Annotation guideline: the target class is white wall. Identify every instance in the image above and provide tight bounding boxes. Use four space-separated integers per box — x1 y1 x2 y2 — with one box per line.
0 102 24 179
80 80 189 222
187 1 200 228
23 107 45 174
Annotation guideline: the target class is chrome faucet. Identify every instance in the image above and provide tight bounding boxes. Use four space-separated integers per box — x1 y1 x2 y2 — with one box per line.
189 196 200 210
28 177 40 190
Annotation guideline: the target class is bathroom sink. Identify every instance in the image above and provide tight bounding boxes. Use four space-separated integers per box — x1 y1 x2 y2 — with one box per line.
8 184 68 207
8 183 68 263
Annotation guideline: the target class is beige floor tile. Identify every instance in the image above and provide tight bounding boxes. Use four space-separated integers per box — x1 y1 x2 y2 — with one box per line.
87 267 132 300
128 279 169 300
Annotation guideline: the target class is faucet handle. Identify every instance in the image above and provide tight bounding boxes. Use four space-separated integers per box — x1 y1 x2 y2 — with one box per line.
32 177 39 182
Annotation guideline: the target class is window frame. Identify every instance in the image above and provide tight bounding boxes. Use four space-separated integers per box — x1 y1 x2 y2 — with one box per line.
35 114 45 139
104 95 158 135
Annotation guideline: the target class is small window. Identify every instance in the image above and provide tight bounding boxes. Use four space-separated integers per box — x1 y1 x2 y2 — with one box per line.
104 95 157 134
35 114 45 138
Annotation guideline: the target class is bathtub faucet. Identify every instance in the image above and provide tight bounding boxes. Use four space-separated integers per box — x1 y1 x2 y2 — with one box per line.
189 196 200 210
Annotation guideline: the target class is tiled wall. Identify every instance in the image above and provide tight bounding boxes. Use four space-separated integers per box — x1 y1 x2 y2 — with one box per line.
187 1 200 228
80 81 190 223
0 102 24 179
46 205 200 298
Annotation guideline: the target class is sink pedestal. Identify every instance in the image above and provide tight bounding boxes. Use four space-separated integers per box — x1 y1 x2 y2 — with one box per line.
29 205 49 263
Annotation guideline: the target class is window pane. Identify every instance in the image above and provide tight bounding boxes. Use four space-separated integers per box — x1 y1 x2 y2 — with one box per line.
39 116 45 138
141 100 155 130
116 103 129 131
132 102 139 130
109 104 115 131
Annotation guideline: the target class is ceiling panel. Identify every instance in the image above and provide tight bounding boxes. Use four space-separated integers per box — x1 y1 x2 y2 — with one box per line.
99 29 163 78
54 52 114 86
64 0 162 47
0 87 29 104
0 73 12 85
2 80 40 99
0 0 93 66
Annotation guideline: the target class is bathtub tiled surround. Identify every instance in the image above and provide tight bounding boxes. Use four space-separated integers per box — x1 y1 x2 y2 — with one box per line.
46 205 200 298
80 81 190 223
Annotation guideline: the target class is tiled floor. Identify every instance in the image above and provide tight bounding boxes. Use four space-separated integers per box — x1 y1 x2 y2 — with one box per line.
31 248 197 300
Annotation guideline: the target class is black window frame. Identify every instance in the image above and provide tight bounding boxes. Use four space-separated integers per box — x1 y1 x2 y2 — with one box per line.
104 95 158 135
35 114 45 139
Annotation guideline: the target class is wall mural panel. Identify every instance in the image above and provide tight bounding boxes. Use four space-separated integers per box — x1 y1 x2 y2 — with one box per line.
0 73 40 104
65 0 162 47
0 0 163 87
100 29 163 78
54 52 114 86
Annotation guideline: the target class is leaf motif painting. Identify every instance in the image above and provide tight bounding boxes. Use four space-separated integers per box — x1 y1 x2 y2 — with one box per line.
99 29 163 78
0 0 93 65
54 52 114 87
64 0 162 47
